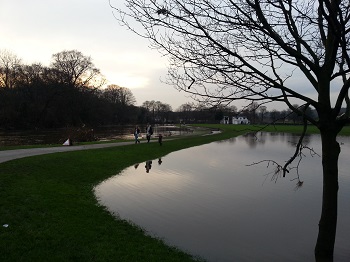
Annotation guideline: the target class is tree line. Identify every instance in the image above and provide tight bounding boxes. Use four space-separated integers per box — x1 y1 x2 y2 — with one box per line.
0 50 140 129
0 49 311 130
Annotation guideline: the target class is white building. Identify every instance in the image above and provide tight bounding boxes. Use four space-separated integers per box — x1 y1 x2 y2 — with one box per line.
232 116 250 124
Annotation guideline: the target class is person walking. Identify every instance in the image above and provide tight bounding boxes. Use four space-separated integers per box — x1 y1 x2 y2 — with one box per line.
146 123 153 143
158 133 163 146
134 126 141 144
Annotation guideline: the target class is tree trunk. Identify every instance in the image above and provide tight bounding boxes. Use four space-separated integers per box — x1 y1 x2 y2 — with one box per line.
315 129 340 262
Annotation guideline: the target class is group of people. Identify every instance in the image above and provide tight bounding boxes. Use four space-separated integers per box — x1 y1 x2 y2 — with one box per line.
134 123 162 144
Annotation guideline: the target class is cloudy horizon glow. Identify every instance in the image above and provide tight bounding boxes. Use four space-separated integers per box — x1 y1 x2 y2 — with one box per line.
0 0 199 111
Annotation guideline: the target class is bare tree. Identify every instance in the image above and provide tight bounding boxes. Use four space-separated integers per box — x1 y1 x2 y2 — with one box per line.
228 104 238 115
244 101 260 124
154 100 172 122
177 102 195 122
0 50 22 89
142 100 172 123
103 84 136 106
258 105 267 123
114 0 350 260
141 100 156 122
177 102 194 113
102 84 137 123
51 50 105 89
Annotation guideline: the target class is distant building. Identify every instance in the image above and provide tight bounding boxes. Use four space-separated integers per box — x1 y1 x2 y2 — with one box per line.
232 116 250 124
220 116 230 124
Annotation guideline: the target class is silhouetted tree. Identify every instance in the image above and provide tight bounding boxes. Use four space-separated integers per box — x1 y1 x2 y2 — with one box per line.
0 50 138 128
177 102 195 123
141 100 172 123
270 109 279 123
103 84 136 106
115 1 350 260
258 106 267 123
50 50 105 89
154 101 172 123
102 84 137 123
0 50 22 89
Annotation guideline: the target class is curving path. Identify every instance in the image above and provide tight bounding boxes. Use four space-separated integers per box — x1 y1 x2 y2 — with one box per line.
0 141 140 164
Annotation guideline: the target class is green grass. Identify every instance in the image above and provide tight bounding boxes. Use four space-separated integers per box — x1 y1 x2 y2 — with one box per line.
0 125 245 262
195 123 350 135
0 124 349 261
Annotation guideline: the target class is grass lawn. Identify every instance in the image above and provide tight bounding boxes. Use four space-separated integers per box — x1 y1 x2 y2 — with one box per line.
0 124 349 261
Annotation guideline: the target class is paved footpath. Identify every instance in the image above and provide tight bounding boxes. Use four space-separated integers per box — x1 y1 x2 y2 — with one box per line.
0 141 138 164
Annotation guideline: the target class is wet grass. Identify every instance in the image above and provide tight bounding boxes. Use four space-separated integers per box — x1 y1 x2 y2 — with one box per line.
0 124 349 261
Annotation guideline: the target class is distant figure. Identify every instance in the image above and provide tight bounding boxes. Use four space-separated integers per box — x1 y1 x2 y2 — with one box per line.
134 126 141 144
158 158 163 165
134 163 139 169
158 134 163 146
146 123 153 143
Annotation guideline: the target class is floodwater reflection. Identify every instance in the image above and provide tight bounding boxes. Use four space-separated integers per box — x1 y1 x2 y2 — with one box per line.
133 158 163 173
94 132 350 262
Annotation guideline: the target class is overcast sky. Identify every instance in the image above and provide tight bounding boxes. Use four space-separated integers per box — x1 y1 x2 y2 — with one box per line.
0 0 196 110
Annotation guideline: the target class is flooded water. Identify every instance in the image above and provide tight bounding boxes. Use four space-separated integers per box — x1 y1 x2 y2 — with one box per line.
0 125 201 146
0 126 131 146
94 133 350 262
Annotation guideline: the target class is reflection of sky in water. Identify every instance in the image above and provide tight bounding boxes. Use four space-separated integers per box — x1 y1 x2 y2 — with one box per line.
95 133 350 262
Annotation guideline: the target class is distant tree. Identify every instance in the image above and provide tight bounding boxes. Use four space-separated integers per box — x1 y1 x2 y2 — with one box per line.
288 104 302 124
50 50 105 88
102 84 137 123
154 101 172 123
141 100 172 123
242 102 259 124
177 102 194 113
48 50 108 126
141 100 156 123
227 105 238 115
269 109 279 123
258 106 267 123
17 63 44 86
194 103 216 123
16 63 56 127
103 84 136 106
141 100 155 112
177 102 195 123
214 110 224 122
142 100 172 123
0 50 22 89
0 51 139 128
